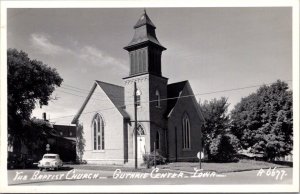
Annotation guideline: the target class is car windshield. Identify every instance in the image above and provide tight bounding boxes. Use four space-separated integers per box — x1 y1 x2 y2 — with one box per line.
44 156 56 159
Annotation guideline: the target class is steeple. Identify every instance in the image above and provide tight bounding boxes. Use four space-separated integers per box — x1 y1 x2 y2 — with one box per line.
133 9 156 29
124 10 166 77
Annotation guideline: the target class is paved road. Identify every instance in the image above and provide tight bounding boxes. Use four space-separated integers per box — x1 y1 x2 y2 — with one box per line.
8 166 292 185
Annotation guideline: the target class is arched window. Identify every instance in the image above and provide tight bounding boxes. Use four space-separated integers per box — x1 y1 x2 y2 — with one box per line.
182 114 191 149
136 124 145 136
92 114 105 150
155 90 160 108
136 90 141 107
155 131 160 149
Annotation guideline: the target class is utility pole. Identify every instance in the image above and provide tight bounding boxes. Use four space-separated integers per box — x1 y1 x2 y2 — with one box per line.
199 123 203 170
198 99 203 170
154 141 156 168
134 82 138 169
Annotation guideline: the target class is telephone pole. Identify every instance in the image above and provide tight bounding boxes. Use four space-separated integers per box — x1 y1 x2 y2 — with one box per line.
134 82 138 169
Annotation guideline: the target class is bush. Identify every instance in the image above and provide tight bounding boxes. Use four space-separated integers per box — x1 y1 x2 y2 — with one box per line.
143 151 167 168
209 133 240 162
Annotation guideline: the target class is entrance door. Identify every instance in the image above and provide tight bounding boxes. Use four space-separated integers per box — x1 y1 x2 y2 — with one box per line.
137 136 146 159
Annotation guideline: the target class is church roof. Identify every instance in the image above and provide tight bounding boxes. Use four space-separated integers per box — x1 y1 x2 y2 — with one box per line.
95 81 130 119
166 80 206 122
124 11 166 51
166 80 188 116
134 10 156 29
71 81 129 124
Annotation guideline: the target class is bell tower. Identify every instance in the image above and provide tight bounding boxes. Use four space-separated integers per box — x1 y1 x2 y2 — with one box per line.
124 9 166 77
123 10 169 161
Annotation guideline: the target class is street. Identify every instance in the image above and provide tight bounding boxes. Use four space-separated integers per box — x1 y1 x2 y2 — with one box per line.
7 166 293 185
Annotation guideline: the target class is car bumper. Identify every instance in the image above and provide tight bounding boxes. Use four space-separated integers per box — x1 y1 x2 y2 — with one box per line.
38 164 60 168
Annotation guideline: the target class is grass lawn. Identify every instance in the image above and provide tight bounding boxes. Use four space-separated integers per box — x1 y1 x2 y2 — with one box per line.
156 159 292 173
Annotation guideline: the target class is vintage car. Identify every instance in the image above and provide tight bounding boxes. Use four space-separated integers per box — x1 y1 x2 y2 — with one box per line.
37 153 63 171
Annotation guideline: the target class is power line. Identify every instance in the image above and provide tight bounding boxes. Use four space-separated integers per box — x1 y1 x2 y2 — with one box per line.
49 80 292 121
55 89 123 102
62 83 90 92
61 83 133 99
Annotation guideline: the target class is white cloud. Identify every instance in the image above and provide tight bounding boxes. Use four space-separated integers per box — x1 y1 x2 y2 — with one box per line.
30 33 72 55
79 46 127 71
30 33 127 71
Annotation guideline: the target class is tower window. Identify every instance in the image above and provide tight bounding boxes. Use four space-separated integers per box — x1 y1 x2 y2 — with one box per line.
92 113 105 150
182 114 191 149
130 53 134 74
142 50 146 72
137 51 141 73
155 90 160 108
136 90 141 107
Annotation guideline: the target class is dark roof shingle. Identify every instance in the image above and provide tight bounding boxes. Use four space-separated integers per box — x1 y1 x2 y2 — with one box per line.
166 81 188 116
134 11 156 29
96 81 130 119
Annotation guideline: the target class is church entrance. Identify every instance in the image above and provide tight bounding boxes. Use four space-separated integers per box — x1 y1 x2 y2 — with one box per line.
138 136 145 159
135 125 146 159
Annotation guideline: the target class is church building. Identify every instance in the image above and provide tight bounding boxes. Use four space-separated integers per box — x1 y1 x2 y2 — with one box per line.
71 11 205 165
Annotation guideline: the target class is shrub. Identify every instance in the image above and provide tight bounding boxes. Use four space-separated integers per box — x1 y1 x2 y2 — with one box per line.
143 151 167 168
209 133 240 162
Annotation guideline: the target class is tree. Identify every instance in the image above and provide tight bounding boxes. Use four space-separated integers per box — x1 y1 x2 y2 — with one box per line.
7 48 63 147
76 123 86 163
231 80 293 160
22 118 53 160
209 133 240 162
199 97 235 159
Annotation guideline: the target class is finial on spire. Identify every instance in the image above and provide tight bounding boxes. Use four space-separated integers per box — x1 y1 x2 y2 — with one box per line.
144 8 147 14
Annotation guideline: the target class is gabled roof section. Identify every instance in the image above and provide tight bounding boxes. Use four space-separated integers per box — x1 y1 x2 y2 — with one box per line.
166 80 205 123
95 80 130 119
71 81 129 124
166 81 188 116
71 83 97 124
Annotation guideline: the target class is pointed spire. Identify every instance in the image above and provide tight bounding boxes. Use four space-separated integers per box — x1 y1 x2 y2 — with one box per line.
134 9 156 29
124 10 165 51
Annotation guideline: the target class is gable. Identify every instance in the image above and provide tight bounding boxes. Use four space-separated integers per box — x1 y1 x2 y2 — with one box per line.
71 83 97 124
71 81 129 124
96 81 130 119
166 81 188 117
167 81 205 123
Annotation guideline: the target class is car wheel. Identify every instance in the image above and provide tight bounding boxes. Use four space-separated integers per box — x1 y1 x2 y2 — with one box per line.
39 168 43 171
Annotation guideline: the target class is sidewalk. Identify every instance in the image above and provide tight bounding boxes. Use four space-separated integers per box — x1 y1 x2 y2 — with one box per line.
66 159 292 174
155 159 292 174
68 164 150 172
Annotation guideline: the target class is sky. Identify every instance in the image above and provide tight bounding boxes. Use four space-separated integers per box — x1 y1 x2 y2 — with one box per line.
7 7 292 125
